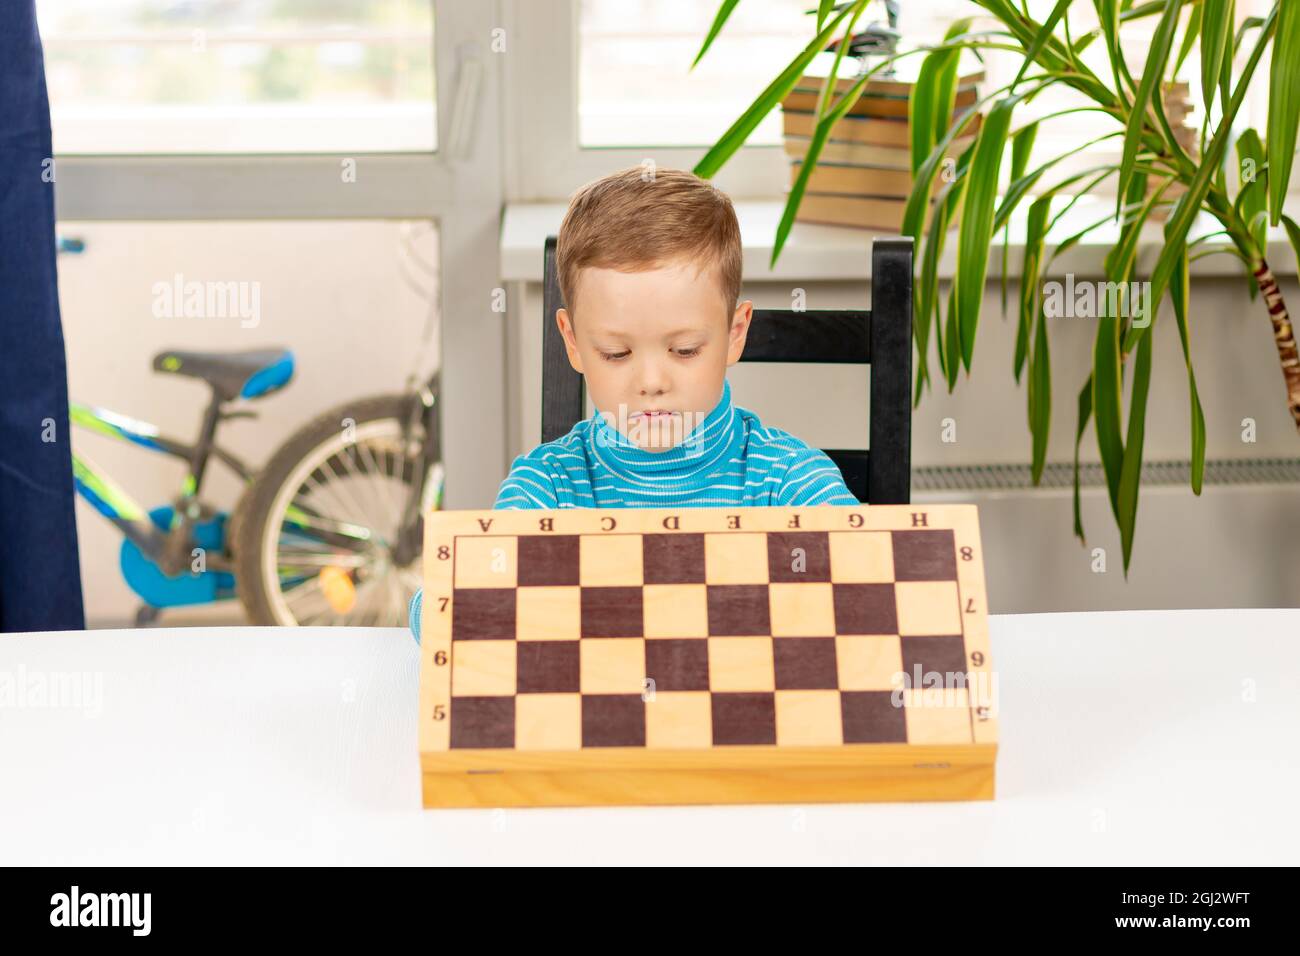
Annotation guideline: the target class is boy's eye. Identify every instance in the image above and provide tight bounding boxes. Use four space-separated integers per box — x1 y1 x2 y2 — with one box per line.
599 350 629 362
675 347 701 358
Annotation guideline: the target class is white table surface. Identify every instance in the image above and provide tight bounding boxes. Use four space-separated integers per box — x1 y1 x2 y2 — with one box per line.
1 609 1296 865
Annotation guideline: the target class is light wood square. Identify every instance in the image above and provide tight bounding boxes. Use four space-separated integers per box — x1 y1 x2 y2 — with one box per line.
451 640 515 696
645 691 712 748
775 690 844 746
768 582 836 636
828 531 893 582
515 586 580 640
836 635 903 691
453 536 516 588
895 581 962 635
707 636 774 692
643 584 708 637
579 534 643 586
580 638 647 694
704 532 769 584
903 686 972 744
515 693 582 750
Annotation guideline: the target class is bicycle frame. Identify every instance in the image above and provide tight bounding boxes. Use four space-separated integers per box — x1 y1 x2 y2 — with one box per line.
69 364 440 608
391 372 443 566
69 401 254 573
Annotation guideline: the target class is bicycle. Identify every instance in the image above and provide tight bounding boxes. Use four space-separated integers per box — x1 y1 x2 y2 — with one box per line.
61 236 443 627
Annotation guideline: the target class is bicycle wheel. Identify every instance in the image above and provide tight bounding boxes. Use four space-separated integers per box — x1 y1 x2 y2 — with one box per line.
234 394 442 626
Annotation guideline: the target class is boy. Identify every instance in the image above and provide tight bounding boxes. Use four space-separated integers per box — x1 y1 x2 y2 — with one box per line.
409 166 857 640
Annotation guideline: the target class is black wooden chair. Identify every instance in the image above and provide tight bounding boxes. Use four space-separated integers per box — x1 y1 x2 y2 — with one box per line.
540 235 913 504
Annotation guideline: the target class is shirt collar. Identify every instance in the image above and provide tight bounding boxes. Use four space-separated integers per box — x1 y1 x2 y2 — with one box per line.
589 378 742 479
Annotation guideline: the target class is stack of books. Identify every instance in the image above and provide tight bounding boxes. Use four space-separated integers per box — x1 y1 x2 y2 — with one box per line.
782 51 983 230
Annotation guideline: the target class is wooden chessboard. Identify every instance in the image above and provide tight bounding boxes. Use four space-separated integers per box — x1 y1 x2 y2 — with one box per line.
419 504 997 808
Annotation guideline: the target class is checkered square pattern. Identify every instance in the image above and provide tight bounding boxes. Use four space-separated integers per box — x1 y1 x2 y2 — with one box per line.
442 525 975 752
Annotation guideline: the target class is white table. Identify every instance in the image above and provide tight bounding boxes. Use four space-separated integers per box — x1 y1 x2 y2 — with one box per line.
1 609 1296 865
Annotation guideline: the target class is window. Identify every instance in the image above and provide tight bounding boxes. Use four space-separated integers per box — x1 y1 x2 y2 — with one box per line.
47 1 507 512
894 0 1280 195
37 0 436 154
537 0 1286 201
578 0 814 147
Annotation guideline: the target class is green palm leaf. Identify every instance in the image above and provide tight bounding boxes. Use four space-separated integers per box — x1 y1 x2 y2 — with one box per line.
1267 0 1300 223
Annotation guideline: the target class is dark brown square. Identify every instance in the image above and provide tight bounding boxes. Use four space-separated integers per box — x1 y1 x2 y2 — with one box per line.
451 588 516 640
644 638 710 692
841 690 908 743
892 529 957 581
643 534 706 584
773 637 839 690
900 635 968 688
832 583 898 634
449 696 515 749
517 640 580 693
711 692 777 745
518 535 579 586
706 584 771 635
766 532 832 582
582 695 646 747
581 586 644 637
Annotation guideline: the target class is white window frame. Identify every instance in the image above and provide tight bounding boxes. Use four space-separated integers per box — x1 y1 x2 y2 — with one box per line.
52 0 507 509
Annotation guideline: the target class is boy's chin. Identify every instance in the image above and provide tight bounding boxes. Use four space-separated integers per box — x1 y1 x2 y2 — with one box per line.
632 435 679 453
627 430 681 452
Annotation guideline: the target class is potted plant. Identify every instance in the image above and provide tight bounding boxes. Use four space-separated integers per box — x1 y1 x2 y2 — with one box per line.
694 0 1300 573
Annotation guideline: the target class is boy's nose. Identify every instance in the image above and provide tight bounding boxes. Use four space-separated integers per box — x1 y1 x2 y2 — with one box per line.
636 361 669 397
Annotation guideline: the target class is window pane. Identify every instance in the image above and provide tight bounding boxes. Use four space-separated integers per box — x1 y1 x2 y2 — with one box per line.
37 0 436 154
579 0 814 147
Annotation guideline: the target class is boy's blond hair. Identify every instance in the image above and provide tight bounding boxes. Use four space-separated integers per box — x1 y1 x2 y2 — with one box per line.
556 165 742 325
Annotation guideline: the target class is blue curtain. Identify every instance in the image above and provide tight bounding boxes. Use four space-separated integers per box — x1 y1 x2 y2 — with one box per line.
0 3 86 631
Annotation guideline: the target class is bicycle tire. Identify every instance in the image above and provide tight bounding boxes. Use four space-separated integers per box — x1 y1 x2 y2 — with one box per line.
234 393 428 626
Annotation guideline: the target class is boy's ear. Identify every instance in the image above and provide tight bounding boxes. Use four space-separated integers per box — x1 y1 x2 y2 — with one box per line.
556 308 584 373
725 300 754 366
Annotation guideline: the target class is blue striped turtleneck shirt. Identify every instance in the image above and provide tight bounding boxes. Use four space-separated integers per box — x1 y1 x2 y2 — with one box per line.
407 377 858 639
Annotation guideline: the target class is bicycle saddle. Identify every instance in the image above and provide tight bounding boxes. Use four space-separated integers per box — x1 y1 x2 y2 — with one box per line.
152 348 295 402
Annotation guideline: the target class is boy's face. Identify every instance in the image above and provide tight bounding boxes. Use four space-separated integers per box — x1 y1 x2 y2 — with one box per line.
556 256 753 452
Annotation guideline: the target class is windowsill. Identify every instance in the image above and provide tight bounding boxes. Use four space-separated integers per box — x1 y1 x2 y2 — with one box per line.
502 195 1300 283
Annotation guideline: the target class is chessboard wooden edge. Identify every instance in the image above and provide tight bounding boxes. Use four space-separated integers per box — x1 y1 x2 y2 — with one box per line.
421 741 997 774
422 758 995 808
421 502 982 537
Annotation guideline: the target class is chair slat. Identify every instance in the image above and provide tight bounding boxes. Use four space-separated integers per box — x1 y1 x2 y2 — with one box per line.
740 310 870 363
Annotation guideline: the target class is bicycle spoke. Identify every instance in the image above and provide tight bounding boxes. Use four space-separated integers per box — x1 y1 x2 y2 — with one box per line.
279 504 373 549
320 455 383 543
275 552 371 569
357 440 402 537
282 576 333 623
349 576 385 626
301 471 370 533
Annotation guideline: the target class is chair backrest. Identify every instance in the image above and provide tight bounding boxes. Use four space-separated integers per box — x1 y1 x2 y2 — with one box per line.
541 236 913 504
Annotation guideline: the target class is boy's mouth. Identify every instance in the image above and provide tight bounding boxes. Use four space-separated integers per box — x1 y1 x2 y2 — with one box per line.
631 409 677 419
